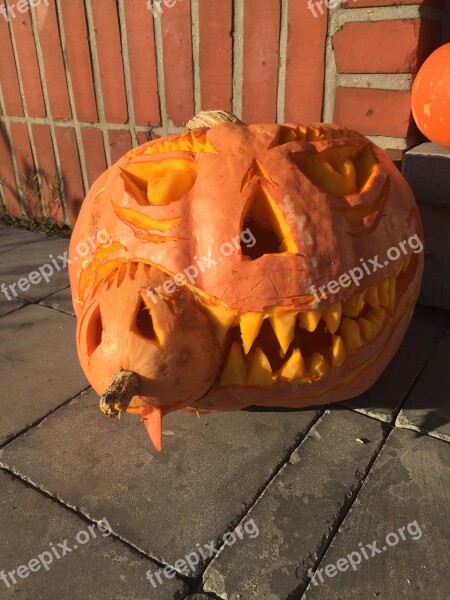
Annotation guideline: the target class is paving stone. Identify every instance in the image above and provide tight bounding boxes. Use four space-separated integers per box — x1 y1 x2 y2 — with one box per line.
396 330 450 442
0 388 320 578
0 296 27 319
304 428 450 600
39 286 75 316
342 306 450 422
202 409 386 600
0 304 88 445
0 469 187 599
0 236 70 305
402 142 450 208
0 225 48 254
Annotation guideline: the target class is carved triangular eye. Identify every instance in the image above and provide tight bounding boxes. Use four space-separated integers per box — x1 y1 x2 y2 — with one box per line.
86 306 103 357
291 144 378 196
241 184 296 259
135 299 158 342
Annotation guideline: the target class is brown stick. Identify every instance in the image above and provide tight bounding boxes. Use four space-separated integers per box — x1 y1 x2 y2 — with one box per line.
99 371 140 419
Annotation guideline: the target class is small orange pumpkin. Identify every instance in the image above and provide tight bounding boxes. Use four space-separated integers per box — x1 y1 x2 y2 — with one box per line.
411 43 450 148
69 111 424 450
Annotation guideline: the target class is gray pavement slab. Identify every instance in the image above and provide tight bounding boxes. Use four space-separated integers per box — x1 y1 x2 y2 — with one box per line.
202 409 386 600
0 236 70 306
0 304 88 445
304 428 450 600
342 306 450 422
0 225 49 254
396 330 450 442
0 296 27 319
0 388 320 578
39 286 75 316
0 469 187 600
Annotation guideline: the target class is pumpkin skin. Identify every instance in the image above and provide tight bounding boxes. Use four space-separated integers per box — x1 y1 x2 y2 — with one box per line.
411 43 450 148
69 119 424 447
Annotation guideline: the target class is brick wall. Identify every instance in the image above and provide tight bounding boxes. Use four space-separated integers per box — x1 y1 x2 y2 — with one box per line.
0 0 447 225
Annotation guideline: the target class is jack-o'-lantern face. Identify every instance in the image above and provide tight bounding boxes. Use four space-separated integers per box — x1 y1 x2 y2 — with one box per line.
69 115 423 450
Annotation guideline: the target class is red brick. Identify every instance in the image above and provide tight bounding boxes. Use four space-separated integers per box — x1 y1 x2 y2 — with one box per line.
55 127 85 226
343 0 444 8
0 17 23 116
334 19 442 74
34 0 71 119
90 0 128 124
334 87 415 137
161 0 194 126
285 1 327 122
0 123 21 217
109 130 132 164
10 9 45 117
60 2 98 123
124 0 160 126
10 122 41 217
242 0 280 123
81 128 107 188
32 124 64 224
136 131 154 146
199 0 232 112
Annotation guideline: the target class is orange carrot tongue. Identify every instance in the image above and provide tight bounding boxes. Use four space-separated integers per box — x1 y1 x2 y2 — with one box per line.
140 407 163 452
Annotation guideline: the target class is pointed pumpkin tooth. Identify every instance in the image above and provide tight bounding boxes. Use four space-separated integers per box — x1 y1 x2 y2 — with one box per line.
340 317 363 354
378 278 390 308
279 348 308 381
359 317 375 343
310 352 330 379
323 302 342 334
240 312 265 354
401 254 411 273
220 342 247 385
299 309 322 332
388 276 396 313
342 290 366 317
269 313 296 354
365 284 379 309
366 307 386 335
331 335 347 368
247 347 273 386
203 303 237 344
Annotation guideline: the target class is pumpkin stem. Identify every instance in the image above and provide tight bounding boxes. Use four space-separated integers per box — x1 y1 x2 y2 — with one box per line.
99 371 140 419
186 110 245 129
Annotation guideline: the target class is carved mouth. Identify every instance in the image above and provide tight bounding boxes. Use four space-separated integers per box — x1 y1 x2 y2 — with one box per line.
197 254 417 387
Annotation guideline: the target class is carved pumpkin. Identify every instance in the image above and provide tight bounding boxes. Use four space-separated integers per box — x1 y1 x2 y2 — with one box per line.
411 43 450 148
69 111 424 450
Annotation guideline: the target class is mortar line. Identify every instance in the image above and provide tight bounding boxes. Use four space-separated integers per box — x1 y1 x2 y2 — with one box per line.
231 0 244 119
117 0 138 147
4 1 29 216
152 4 169 136
322 8 337 122
84 0 112 167
191 0 201 115
55 0 90 195
29 4 59 220
276 0 289 123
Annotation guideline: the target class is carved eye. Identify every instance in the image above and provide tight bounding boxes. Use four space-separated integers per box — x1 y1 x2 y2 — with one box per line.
135 299 158 342
86 306 103 357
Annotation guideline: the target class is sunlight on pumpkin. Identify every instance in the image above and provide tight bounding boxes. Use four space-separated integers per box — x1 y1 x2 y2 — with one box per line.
292 144 378 197
78 242 126 300
113 204 179 233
